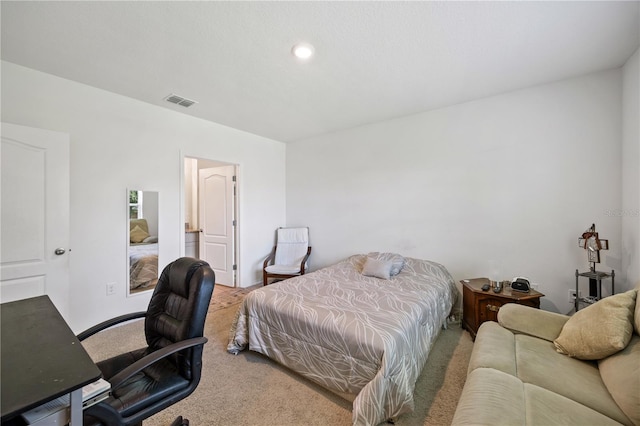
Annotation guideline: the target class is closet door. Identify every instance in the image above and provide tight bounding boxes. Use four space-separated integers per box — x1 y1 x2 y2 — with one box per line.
199 165 235 287
0 123 70 317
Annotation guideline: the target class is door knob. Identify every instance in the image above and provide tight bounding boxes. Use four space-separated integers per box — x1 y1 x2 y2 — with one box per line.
54 248 66 255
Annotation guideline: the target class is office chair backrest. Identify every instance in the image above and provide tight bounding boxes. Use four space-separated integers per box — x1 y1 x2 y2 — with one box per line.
145 257 215 379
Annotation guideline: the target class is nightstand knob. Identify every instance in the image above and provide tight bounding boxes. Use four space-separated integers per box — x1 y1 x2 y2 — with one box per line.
486 304 500 312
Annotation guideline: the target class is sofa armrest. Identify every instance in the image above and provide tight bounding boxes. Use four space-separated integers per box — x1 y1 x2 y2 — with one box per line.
497 304 570 342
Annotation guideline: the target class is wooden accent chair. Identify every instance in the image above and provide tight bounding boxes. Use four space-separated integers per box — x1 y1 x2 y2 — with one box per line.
263 227 312 285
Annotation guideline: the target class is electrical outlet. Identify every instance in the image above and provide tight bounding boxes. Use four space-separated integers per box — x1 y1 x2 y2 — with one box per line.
106 282 116 296
569 289 580 302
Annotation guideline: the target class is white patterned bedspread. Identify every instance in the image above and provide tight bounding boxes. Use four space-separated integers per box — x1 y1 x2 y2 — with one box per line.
227 254 457 426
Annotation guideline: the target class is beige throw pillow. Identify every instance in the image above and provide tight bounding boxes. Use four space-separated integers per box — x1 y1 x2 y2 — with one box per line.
554 289 637 360
130 225 150 243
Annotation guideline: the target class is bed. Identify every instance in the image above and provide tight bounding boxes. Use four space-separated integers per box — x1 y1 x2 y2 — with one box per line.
227 252 457 426
129 218 159 291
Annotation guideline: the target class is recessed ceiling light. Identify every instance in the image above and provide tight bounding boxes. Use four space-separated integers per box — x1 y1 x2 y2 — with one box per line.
291 43 314 60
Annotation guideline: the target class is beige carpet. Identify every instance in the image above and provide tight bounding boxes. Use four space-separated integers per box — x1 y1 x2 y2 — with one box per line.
207 284 259 312
82 287 473 426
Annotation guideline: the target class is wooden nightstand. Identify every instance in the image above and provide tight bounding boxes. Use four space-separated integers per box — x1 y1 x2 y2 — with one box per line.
461 278 544 340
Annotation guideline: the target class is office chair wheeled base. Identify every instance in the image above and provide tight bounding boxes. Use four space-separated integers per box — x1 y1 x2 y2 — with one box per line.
170 416 189 426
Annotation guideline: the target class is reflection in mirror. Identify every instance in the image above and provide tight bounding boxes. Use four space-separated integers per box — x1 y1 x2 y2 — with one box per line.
128 190 159 296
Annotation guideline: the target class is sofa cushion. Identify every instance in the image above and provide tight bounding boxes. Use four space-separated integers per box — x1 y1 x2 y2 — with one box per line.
515 334 632 425
554 289 636 360
524 382 624 426
599 334 640 425
467 321 517 376
451 368 525 425
452 368 622 426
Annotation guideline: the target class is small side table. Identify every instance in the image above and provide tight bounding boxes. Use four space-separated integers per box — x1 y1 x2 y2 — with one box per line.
575 269 614 312
461 278 545 340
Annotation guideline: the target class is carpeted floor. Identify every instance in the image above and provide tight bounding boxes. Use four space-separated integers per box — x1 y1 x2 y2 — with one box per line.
207 284 259 312
82 285 473 425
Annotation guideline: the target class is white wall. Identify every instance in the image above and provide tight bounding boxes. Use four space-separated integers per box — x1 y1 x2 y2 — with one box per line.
622 48 640 290
287 69 624 314
141 190 159 237
1 61 286 332
2 58 634 328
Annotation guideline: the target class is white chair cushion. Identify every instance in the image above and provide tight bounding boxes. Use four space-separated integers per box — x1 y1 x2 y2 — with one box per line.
274 227 309 267
265 265 303 274
277 227 309 243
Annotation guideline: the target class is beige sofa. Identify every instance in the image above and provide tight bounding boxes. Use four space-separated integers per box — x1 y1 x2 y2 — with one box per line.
452 288 639 426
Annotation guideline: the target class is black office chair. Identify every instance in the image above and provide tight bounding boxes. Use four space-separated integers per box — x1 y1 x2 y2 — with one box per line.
78 257 215 426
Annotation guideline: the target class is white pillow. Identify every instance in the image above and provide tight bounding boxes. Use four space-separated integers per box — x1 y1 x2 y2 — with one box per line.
367 252 405 276
362 257 393 280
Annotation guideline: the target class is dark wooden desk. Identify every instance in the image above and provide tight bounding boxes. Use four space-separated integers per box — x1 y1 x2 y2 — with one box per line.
1 296 101 424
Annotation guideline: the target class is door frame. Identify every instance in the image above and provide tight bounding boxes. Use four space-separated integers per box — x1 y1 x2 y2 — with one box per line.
179 153 239 287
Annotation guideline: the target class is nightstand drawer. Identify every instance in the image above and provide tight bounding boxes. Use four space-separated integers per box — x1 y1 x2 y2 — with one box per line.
478 297 504 323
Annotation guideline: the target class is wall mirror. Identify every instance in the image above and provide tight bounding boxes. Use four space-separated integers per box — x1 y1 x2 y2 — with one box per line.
127 189 159 296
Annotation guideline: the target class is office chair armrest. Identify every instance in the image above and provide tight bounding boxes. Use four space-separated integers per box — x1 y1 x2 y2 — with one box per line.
83 401 123 426
263 246 276 268
77 311 147 341
300 246 312 274
109 337 208 392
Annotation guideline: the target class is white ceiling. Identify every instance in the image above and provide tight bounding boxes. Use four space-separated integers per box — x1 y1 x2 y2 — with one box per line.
2 1 639 143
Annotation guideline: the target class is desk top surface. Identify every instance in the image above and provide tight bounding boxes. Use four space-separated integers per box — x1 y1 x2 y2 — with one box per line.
1 295 101 421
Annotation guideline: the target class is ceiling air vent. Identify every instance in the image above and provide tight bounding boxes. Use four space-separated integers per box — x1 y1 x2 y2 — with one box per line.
164 94 198 108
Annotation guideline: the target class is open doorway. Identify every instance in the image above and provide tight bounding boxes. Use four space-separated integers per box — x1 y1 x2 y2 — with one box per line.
184 157 238 287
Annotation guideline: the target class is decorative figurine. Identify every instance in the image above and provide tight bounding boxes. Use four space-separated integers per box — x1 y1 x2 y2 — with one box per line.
578 223 609 271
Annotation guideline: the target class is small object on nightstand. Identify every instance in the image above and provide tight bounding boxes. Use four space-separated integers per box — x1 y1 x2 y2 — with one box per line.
493 281 502 293
481 284 490 291
511 277 531 292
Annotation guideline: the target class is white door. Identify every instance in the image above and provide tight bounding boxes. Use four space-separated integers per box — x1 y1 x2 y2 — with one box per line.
0 123 70 316
198 166 235 287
